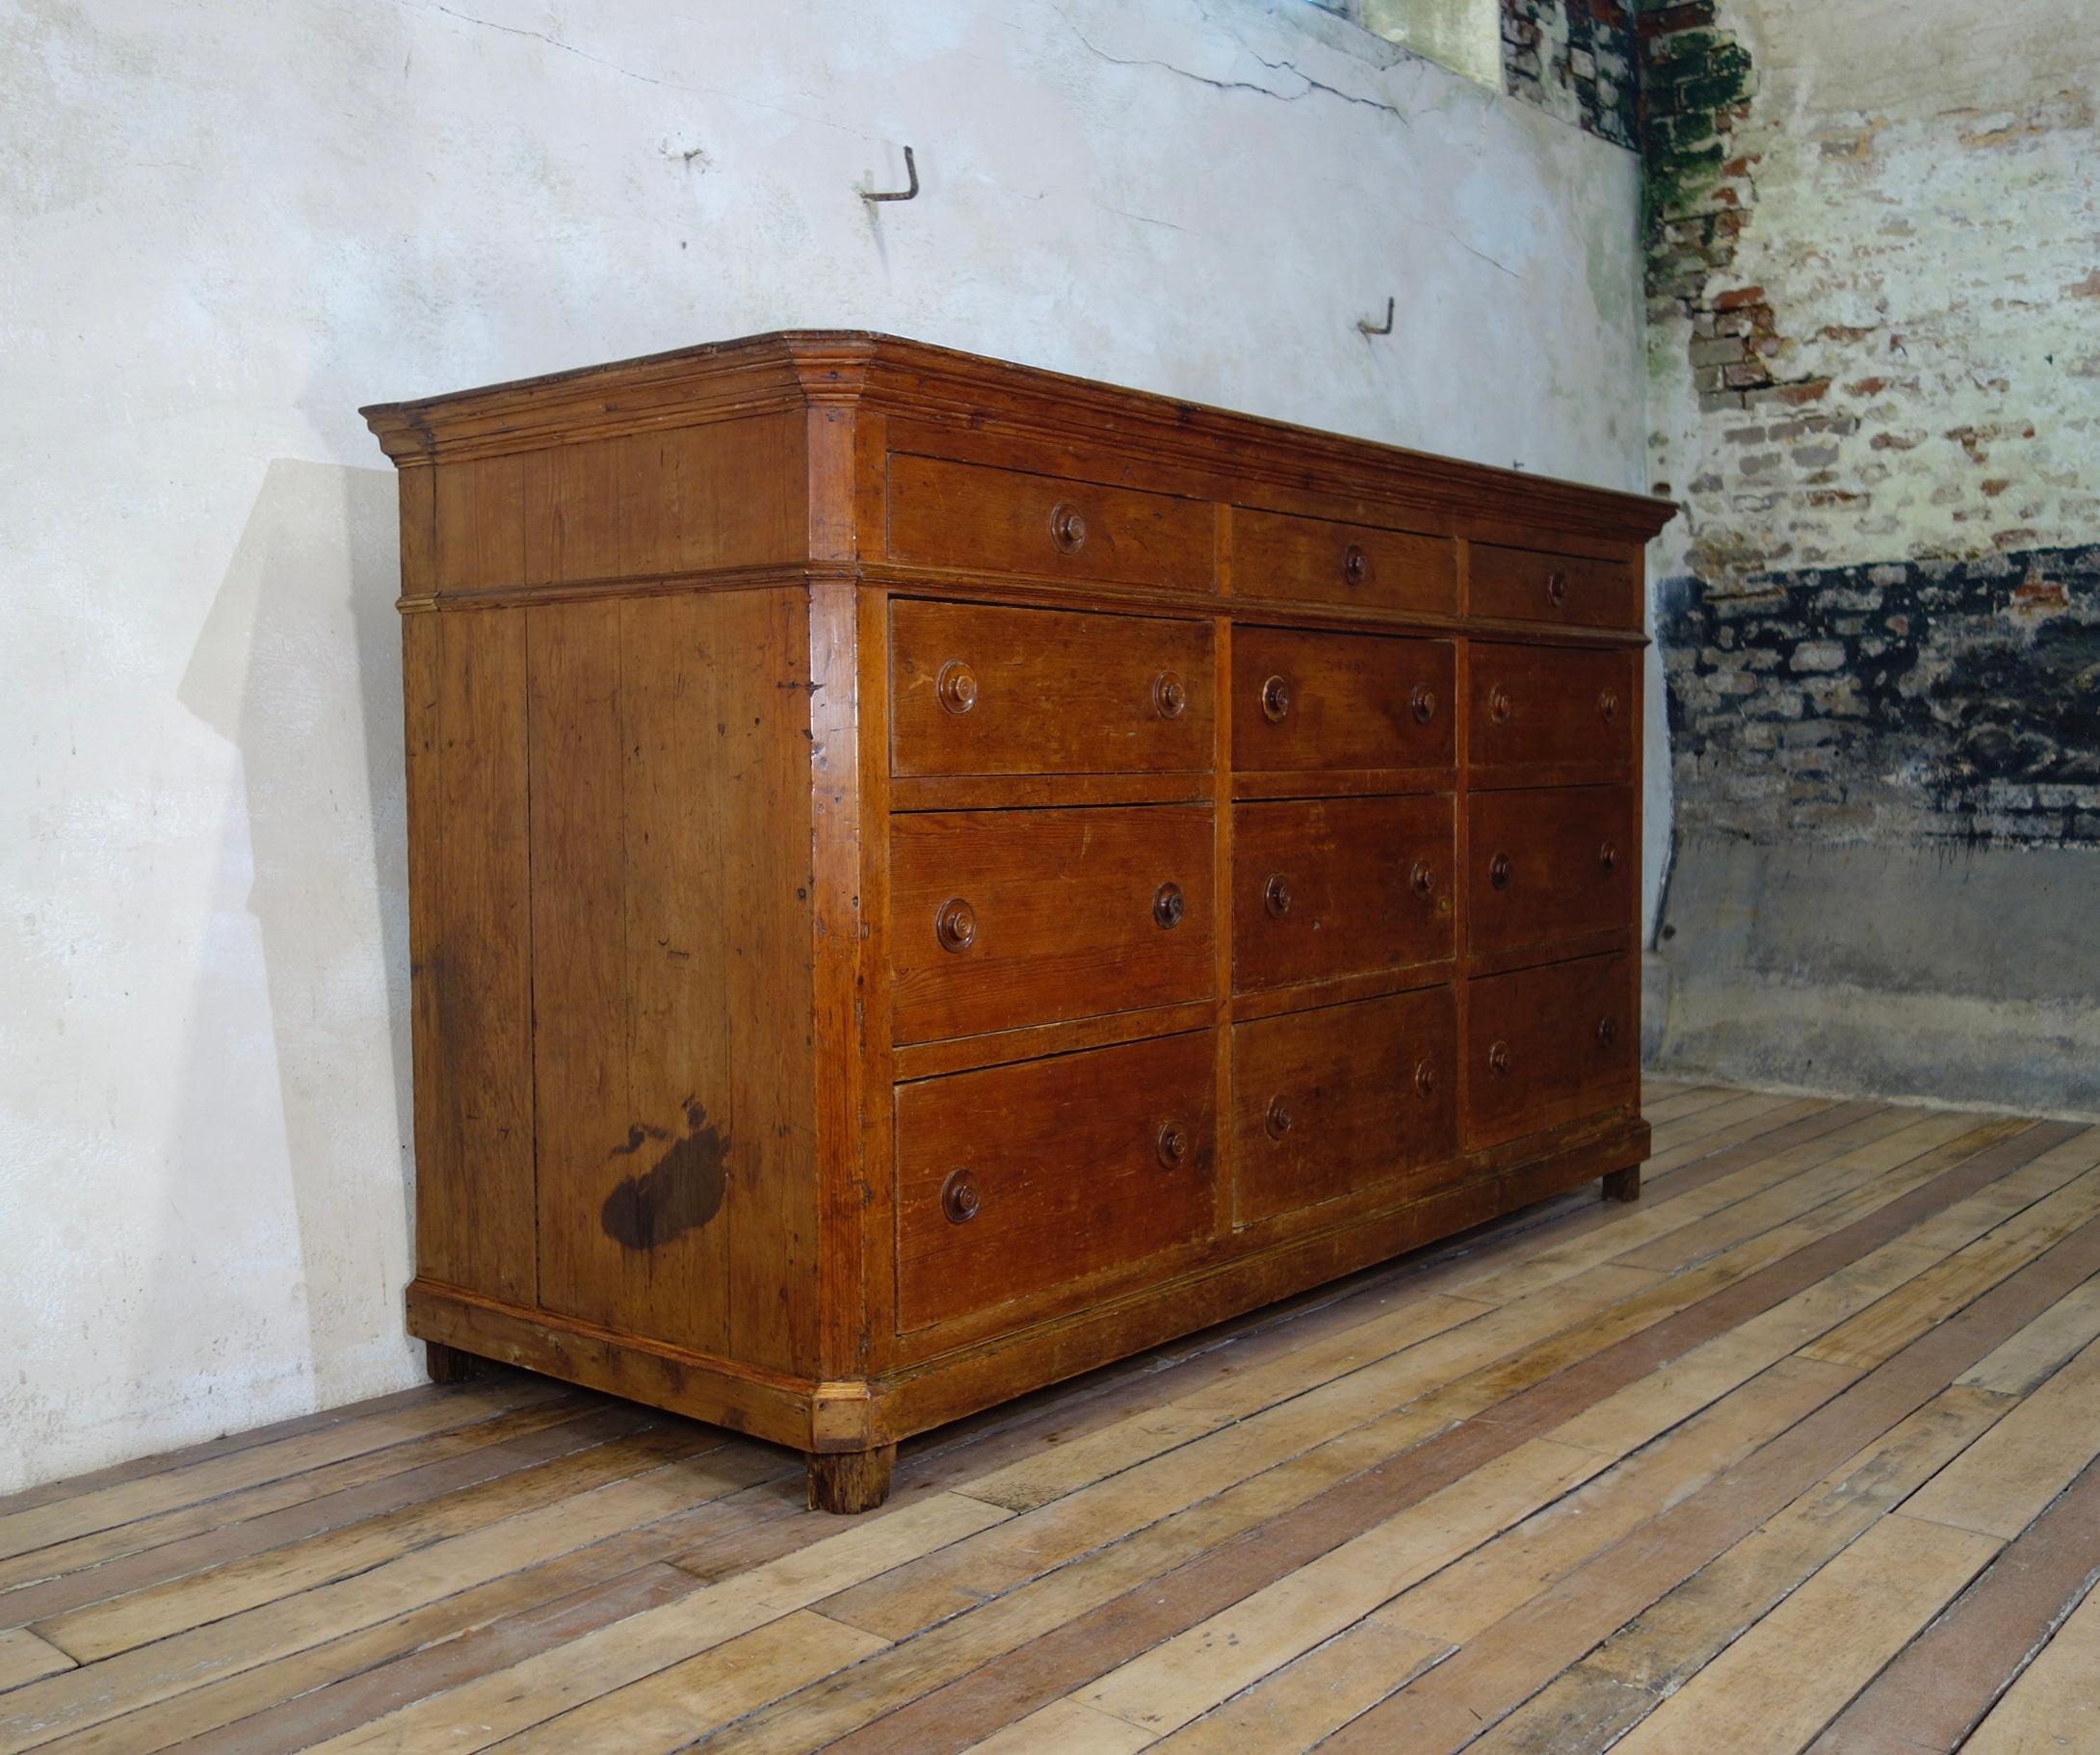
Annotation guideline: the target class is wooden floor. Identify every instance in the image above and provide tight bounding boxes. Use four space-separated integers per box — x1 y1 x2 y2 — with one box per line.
6 1086 2100 1754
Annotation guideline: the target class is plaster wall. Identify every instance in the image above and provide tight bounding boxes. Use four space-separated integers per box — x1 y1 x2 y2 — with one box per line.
0 0 1647 1491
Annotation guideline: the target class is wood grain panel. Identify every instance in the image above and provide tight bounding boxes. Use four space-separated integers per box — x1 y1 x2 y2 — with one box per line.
1230 628 1455 775
886 453 1213 593
888 806 1217 1044
1468 642 1637 780
1470 542 1639 631
1229 987 1458 1226
895 1033 1218 1332
1465 953 1637 1149
1231 796 1455 992
890 599 1213 778
1466 786 1637 959
417 610 536 1304
1229 508 1457 615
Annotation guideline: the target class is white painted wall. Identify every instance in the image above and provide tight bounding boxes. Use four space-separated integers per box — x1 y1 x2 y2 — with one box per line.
0 0 1646 1491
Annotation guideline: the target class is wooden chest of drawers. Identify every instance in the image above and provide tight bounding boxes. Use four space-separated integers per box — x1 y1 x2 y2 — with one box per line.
363 333 1674 1511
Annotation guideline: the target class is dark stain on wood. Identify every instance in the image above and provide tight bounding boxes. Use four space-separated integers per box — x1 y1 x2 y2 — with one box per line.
600 1098 728 1250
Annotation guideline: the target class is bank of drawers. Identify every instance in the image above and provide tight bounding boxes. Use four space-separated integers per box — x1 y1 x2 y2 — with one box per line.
887 594 1639 1334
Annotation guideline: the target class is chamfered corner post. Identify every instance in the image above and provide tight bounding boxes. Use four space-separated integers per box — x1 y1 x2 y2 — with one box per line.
1601 1164 1641 1203
806 1442 898 1514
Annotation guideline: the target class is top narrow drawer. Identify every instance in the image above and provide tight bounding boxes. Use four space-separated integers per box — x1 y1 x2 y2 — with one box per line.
886 454 1215 593
891 600 1214 777
1231 509 1457 616
1471 542 1639 631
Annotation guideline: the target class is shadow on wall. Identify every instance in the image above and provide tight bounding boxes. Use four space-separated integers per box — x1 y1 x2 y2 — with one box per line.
173 459 414 1411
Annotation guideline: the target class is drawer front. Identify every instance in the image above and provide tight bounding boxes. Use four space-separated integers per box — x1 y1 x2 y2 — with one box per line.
896 1032 1217 1331
1231 987 1457 1226
1233 796 1455 992
890 599 1214 778
1231 629 1456 773
886 453 1214 593
1231 509 1457 616
1472 542 1639 630
890 805 1216 1044
1465 953 1637 1148
1470 643 1637 775
1467 787 1636 958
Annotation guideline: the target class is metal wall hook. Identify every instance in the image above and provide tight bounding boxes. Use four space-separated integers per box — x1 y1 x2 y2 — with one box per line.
1358 297 1395 337
864 145 919 203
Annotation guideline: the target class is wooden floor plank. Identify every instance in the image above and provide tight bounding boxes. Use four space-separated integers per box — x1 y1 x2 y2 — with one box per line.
1960 1578 2100 1755
17 1086 2100 1755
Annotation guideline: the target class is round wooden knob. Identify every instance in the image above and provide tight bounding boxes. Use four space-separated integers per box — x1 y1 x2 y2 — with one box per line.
1410 860 1435 900
1487 1040 1512 1077
1599 687 1620 723
1489 686 1514 725
1410 685 1437 725
1153 881 1185 930
1152 671 1188 720
934 898 976 953
1260 673 1293 722
1599 840 1619 875
1489 852 1512 891
1546 570 1569 608
940 1168 980 1224
1414 1060 1438 1098
1049 503 1088 554
1597 1015 1619 1048
1265 1096 1294 1139
1342 543 1371 588
1156 1119 1192 1169
935 660 979 716
1263 874 1293 919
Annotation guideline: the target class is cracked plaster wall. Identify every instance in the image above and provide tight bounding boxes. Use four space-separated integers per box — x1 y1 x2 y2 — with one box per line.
0 0 1645 1490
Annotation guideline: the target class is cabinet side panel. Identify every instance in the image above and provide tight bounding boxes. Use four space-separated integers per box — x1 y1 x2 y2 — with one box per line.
417 607 538 1304
524 587 820 1374
431 413 809 593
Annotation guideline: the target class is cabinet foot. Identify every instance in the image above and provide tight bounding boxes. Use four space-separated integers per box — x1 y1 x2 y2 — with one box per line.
424 1340 487 1384
1601 1165 1641 1203
806 1443 897 1514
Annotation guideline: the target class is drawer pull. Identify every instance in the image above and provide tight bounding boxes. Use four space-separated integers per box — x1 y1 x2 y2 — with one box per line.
1341 543 1371 588
1414 1060 1438 1098
1156 1119 1193 1169
1489 686 1514 725
1489 851 1512 891
1410 860 1436 900
1599 839 1619 875
1260 673 1294 722
1153 881 1186 930
1599 687 1621 723
1410 685 1437 725
1487 1039 1512 1077
1263 874 1294 919
935 660 979 716
1545 569 1569 609
1152 670 1189 720
1049 502 1089 555
1597 1015 1619 1048
940 1168 981 1224
934 898 977 953
1265 1096 1295 1139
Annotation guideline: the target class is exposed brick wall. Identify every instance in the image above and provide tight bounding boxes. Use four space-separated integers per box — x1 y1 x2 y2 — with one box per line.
1501 0 1639 147
1661 544 2100 846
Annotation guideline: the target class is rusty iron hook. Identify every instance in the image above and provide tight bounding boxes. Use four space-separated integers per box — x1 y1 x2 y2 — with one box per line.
864 145 919 203
1358 296 1396 337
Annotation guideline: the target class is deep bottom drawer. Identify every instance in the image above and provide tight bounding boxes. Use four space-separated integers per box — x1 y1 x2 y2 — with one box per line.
1465 953 1637 1149
1231 987 1457 1226
895 1032 1218 1332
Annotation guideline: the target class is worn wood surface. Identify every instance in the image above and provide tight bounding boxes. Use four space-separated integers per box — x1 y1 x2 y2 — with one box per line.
10 1085 2100 1752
